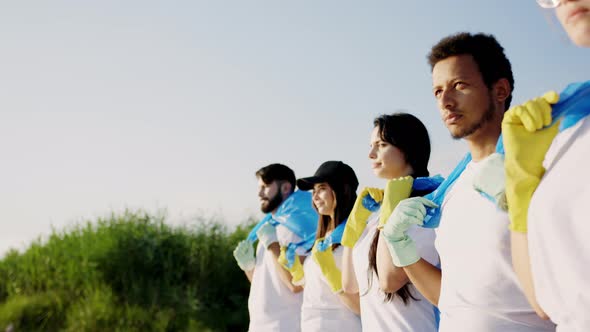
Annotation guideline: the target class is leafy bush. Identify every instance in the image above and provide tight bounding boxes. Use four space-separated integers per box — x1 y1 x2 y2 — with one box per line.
0 292 66 331
0 211 255 331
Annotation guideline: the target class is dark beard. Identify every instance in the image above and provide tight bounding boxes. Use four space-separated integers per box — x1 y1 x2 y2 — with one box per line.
451 97 496 139
260 191 283 213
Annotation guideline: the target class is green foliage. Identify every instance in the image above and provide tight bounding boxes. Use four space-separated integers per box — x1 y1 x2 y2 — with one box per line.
0 211 257 331
64 285 172 332
0 293 66 331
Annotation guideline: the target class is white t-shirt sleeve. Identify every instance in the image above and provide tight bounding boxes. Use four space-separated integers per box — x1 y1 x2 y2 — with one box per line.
408 225 439 267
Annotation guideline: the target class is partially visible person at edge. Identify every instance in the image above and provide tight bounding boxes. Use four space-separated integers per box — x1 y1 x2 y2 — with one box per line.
293 161 361 331
501 0 590 330
340 113 439 331
381 32 555 331
232 164 304 332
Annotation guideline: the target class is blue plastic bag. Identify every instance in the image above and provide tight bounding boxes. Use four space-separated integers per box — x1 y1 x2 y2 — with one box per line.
246 190 318 243
246 191 318 268
315 221 347 252
551 80 590 132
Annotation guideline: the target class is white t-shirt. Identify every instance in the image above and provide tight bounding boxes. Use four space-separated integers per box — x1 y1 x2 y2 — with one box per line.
248 224 303 332
529 117 590 332
300 245 361 332
435 160 555 331
352 212 439 332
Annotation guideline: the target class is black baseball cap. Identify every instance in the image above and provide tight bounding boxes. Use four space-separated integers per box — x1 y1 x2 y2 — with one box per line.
297 161 359 192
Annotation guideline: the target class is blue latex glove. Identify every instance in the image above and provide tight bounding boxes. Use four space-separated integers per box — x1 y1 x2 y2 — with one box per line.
233 240 255 271
382 197 438 267
256 222 278 249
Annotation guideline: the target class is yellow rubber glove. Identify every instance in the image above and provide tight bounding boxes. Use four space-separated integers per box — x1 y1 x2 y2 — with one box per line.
341 187 384 248
278 246 305 286
311 238 343 293
502 91 560 233
378 176 414 228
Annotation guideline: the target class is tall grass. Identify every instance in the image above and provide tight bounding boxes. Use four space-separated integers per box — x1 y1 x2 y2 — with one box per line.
0 211 255 331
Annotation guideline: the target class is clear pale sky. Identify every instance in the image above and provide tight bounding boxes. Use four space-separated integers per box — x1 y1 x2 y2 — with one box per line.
1 1 588 255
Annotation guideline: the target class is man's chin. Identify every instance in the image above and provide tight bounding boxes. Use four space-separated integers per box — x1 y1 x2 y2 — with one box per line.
262 201 278 213
445 124 462 139
448 126 472 140
451 127 482 140
450 132 465 140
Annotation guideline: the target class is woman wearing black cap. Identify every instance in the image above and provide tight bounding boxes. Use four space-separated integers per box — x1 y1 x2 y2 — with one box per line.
341 113 439 331
294 160 362 332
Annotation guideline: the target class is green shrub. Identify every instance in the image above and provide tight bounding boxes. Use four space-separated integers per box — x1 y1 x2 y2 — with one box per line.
0 211 256 331
0 292 66 331
64 285 173 332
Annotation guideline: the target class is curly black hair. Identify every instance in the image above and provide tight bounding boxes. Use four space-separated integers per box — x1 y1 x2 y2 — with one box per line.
427 32 514 110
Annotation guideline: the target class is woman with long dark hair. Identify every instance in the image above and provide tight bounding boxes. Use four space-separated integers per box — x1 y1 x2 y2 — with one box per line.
341 113 439 331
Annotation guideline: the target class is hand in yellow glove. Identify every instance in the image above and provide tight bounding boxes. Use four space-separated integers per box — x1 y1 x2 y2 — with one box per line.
378 176 414 228
341 187 384 248
311 238 343 293
502 91 560 233
278 246 305 286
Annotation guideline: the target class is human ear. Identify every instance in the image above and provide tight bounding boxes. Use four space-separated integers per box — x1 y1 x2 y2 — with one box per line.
280 181 292 198
493 78 511 104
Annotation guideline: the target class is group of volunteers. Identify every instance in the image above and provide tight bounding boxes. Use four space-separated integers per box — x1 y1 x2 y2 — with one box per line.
233 1 590 331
